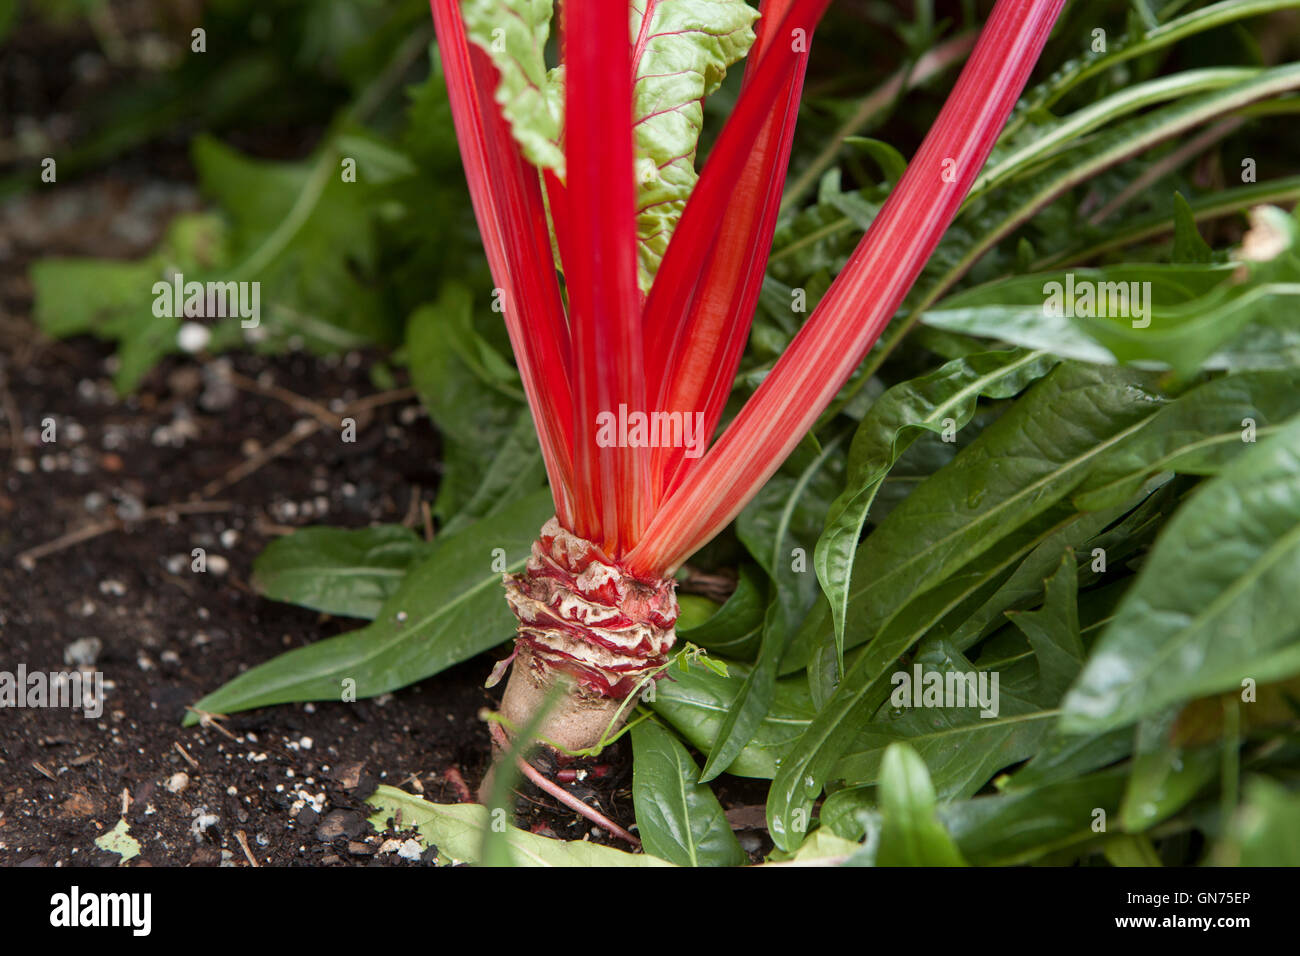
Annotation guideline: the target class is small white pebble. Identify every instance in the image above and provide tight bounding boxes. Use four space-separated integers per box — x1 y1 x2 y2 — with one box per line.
177 322 211 354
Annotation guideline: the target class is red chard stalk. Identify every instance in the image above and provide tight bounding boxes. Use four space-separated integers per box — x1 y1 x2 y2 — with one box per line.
428 0 1066 753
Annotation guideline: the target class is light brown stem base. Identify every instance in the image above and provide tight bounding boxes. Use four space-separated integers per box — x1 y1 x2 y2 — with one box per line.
498 646 629 754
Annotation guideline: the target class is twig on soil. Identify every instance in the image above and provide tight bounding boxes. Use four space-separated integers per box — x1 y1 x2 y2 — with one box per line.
488 722 640 847
0 361 23 462
30 761 56 781
235 829 260 867
188 707 239 741
421 500 435 543
198 418 321 499
224 370 340 427
397 773 425 794
16 500 232 567
196 386 416 500
401 484 423 529
173 741 200 770
15 382 419 565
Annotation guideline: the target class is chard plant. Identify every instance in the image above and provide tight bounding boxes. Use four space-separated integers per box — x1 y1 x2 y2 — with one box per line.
155 0 1300 866
425 0 1066 753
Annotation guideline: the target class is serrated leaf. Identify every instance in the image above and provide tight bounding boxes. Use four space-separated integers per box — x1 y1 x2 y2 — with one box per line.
1063 414 1300 732
631 720 746 866
252 525 431 620
367 785 672 866
461 0 565 172
186 490 554 723
629 0 758 291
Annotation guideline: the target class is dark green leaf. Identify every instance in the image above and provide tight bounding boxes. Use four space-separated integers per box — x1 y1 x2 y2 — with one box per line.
631 720 746 867
1215 777 1300 866
186 490 554 723
1073 367 1300 511
251 524 430 620
769 364 1165 849
676 564 765 659
815 348 1060 664
649 661 814 780
703 434 843 781
1064 414 1300 732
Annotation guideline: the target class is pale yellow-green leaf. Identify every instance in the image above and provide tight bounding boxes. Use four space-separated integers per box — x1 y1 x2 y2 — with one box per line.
462 0 565 173
366 785 674 866
630 0 758 290
95 818 141 864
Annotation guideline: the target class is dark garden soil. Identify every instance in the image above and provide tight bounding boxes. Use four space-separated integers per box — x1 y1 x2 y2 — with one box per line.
0 170 769 868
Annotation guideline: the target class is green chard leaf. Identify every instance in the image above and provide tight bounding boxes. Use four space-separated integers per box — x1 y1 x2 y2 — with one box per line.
1215 777 1300 866
920 207 1300 377
462 0 757 292
30 213 231 392
768 363 1167 850
650 660 816 780
1063 413 1300 733
1073 367 1300 512
815 348 1061 666
831 555 1085 802
676 564 766 659
701 432 843 781
407 284 536 523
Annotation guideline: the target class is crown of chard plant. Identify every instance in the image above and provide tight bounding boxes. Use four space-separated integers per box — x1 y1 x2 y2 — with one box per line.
429 0 1065 748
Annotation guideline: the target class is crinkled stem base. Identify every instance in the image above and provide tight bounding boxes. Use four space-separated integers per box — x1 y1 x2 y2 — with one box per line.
499 518 678 753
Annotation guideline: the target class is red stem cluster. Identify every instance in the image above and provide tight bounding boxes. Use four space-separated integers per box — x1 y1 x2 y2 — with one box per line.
429 0 1065 582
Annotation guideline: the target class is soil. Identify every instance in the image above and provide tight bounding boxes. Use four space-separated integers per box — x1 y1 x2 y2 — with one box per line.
0 173 768 869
